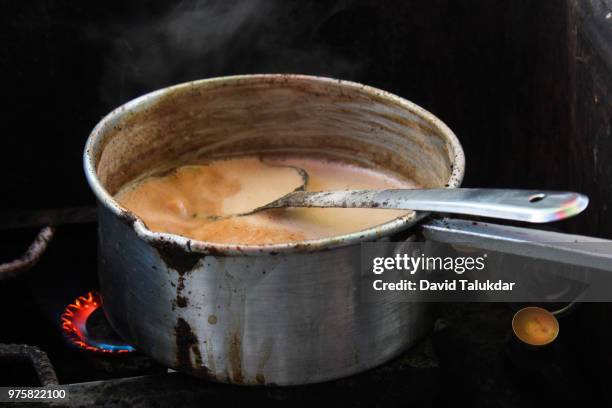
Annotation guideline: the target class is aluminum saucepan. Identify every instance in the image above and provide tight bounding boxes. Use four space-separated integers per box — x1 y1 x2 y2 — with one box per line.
84 74 612 386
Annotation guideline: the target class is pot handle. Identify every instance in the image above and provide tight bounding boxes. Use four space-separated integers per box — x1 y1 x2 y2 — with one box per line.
420 218 612 272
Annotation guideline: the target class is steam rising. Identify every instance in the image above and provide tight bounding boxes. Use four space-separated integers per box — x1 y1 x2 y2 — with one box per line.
101 0 360 106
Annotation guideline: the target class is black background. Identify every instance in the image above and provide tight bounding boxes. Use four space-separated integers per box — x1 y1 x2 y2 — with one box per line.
0 0 593 224
1 0 611 406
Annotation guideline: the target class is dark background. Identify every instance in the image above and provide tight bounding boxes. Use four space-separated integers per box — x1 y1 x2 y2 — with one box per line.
0 0 611 406
1 0 609 238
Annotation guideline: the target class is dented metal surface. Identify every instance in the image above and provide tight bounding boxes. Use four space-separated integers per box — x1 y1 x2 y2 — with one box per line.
85 74 464 385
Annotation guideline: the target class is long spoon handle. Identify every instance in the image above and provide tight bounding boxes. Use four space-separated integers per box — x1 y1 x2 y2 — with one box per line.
263 189 589 223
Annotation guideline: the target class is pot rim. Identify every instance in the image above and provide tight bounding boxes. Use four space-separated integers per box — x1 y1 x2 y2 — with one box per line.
84 74 465 256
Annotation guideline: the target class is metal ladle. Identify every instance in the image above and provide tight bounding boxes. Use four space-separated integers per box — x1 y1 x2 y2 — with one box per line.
221 165 589 223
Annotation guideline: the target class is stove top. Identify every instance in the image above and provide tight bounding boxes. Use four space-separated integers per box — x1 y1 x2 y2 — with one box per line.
0 222 606 407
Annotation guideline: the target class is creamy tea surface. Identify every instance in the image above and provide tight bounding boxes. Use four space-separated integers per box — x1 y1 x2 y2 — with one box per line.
115 156 419 244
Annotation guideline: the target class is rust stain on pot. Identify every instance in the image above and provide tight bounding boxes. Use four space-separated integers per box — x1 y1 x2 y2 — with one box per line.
175 295 188 308
171 274 189 310
228 332 244 383
207 315 217 324
255 337 274 385
175 317 208 376
177 275 187 301
198 245 235 257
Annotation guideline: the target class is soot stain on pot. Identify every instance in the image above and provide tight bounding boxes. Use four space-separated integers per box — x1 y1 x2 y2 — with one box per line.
175 295 188 308
154 239 203 276
118 210 138 228
174 317 209 376
171 272 189 310
151 239 203 310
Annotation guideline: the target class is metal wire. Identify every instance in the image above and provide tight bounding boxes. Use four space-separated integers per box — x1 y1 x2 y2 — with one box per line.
0 343 59 385
0 226 54 280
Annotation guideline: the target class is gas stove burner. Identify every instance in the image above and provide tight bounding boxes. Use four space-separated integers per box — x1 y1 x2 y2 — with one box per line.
60 291 135 354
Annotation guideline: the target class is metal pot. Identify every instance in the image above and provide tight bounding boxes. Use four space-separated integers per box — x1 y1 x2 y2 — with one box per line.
84 74 612 386
84 74 463 385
